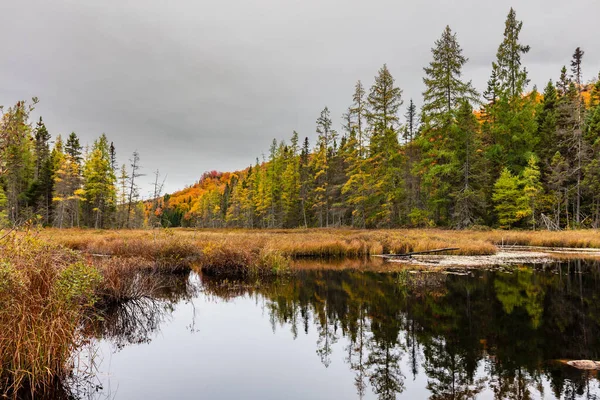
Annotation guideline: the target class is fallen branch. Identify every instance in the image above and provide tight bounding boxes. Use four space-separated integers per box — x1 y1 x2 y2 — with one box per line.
373 247 461 258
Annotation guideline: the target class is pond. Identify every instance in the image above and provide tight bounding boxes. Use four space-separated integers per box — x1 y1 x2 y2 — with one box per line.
74 260 600 399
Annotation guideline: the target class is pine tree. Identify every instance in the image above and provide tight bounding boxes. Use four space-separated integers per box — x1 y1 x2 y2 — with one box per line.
281 131 302 227
52 136 84 228
451 100 486 227
557 82 587 225
570 47 584 88
299 137 312 227
367 126 403 227
422 26 479 127
30 117 54 224
367 64 403 132
313 107 336 227
536 80 559 171
345 81 368 156
0 100 35 223
418 25 479 225
403 99 418 143
109 142 117 172
547 152 569 227
33 117 50 180
341 129 370 228
486 8 536 175
495 8 530 99
65 132 82 165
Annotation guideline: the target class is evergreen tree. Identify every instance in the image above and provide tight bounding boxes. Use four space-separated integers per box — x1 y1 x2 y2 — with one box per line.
535 80 559 171
282 131 302 227
341 129 370 228
30 117 54 224
367 64 403 131
312 107 336 227
418 25 478 225
82 134 117 228
451 100 486 227
65 132 83 165
495 8 530 99
0 100 35 223
486 8 537 175
345 81 368 156
403 99 418 143
570 47 584 88
421 26 479 127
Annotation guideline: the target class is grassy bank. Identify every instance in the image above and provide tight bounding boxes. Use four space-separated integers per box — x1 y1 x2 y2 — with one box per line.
40 227 600 256
36 227 600 276
0 232 189 398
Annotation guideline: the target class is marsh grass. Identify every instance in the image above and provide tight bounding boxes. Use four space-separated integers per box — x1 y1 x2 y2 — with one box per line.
38 228 600 278
0 233 100 398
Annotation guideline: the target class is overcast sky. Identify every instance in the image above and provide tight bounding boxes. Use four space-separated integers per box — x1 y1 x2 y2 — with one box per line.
1 0 599 195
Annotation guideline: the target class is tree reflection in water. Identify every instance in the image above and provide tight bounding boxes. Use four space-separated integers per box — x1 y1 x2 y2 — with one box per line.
70 261 600 400
199 261 600 399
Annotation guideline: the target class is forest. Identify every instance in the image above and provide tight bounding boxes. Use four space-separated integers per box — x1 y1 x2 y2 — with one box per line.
2 8 600 230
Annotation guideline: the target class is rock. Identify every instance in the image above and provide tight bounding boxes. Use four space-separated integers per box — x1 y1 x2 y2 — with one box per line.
565 360 600 370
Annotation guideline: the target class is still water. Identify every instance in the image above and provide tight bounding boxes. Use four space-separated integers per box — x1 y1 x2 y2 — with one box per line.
80 261 600 399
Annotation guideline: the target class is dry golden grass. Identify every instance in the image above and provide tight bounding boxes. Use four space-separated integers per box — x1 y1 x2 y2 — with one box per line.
39 227 600 262
0 233 100 398
36 227 600 276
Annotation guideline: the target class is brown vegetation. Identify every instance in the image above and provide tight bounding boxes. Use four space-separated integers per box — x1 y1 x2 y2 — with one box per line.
0 233 100 398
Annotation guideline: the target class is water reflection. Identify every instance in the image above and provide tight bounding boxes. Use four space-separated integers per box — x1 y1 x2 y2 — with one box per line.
84 261 600 399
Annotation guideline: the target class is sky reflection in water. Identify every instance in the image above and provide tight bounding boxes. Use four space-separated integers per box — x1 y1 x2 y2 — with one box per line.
87 262 600 399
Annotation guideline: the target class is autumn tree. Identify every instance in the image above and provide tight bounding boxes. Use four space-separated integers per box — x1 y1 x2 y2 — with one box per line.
0 100 36 224
82 134 117 228
493 168 521 228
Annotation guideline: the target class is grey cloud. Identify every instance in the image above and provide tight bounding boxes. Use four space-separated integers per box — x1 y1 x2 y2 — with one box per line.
1 0 599 194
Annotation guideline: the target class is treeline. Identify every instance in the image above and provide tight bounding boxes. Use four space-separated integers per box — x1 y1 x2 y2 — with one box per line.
0 100 160 228
160 8 600 230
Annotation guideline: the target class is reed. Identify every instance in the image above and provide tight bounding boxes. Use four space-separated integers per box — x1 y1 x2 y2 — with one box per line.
39 228 600 277
0 232 100 398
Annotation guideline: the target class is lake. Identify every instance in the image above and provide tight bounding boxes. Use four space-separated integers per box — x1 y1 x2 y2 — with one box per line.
73 260 600 399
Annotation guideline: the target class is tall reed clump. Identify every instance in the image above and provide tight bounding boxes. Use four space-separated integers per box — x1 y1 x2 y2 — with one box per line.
0 233 101 398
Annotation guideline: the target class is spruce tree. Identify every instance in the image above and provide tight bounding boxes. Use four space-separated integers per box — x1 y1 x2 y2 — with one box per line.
403 99 418 143
367 64 403 131
451 100 486 227
570 47 584 88
495 8 530 99
65 132 83 164
486 8 537 175
536 80 559 168
345 81 368 156
418 25 478 225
